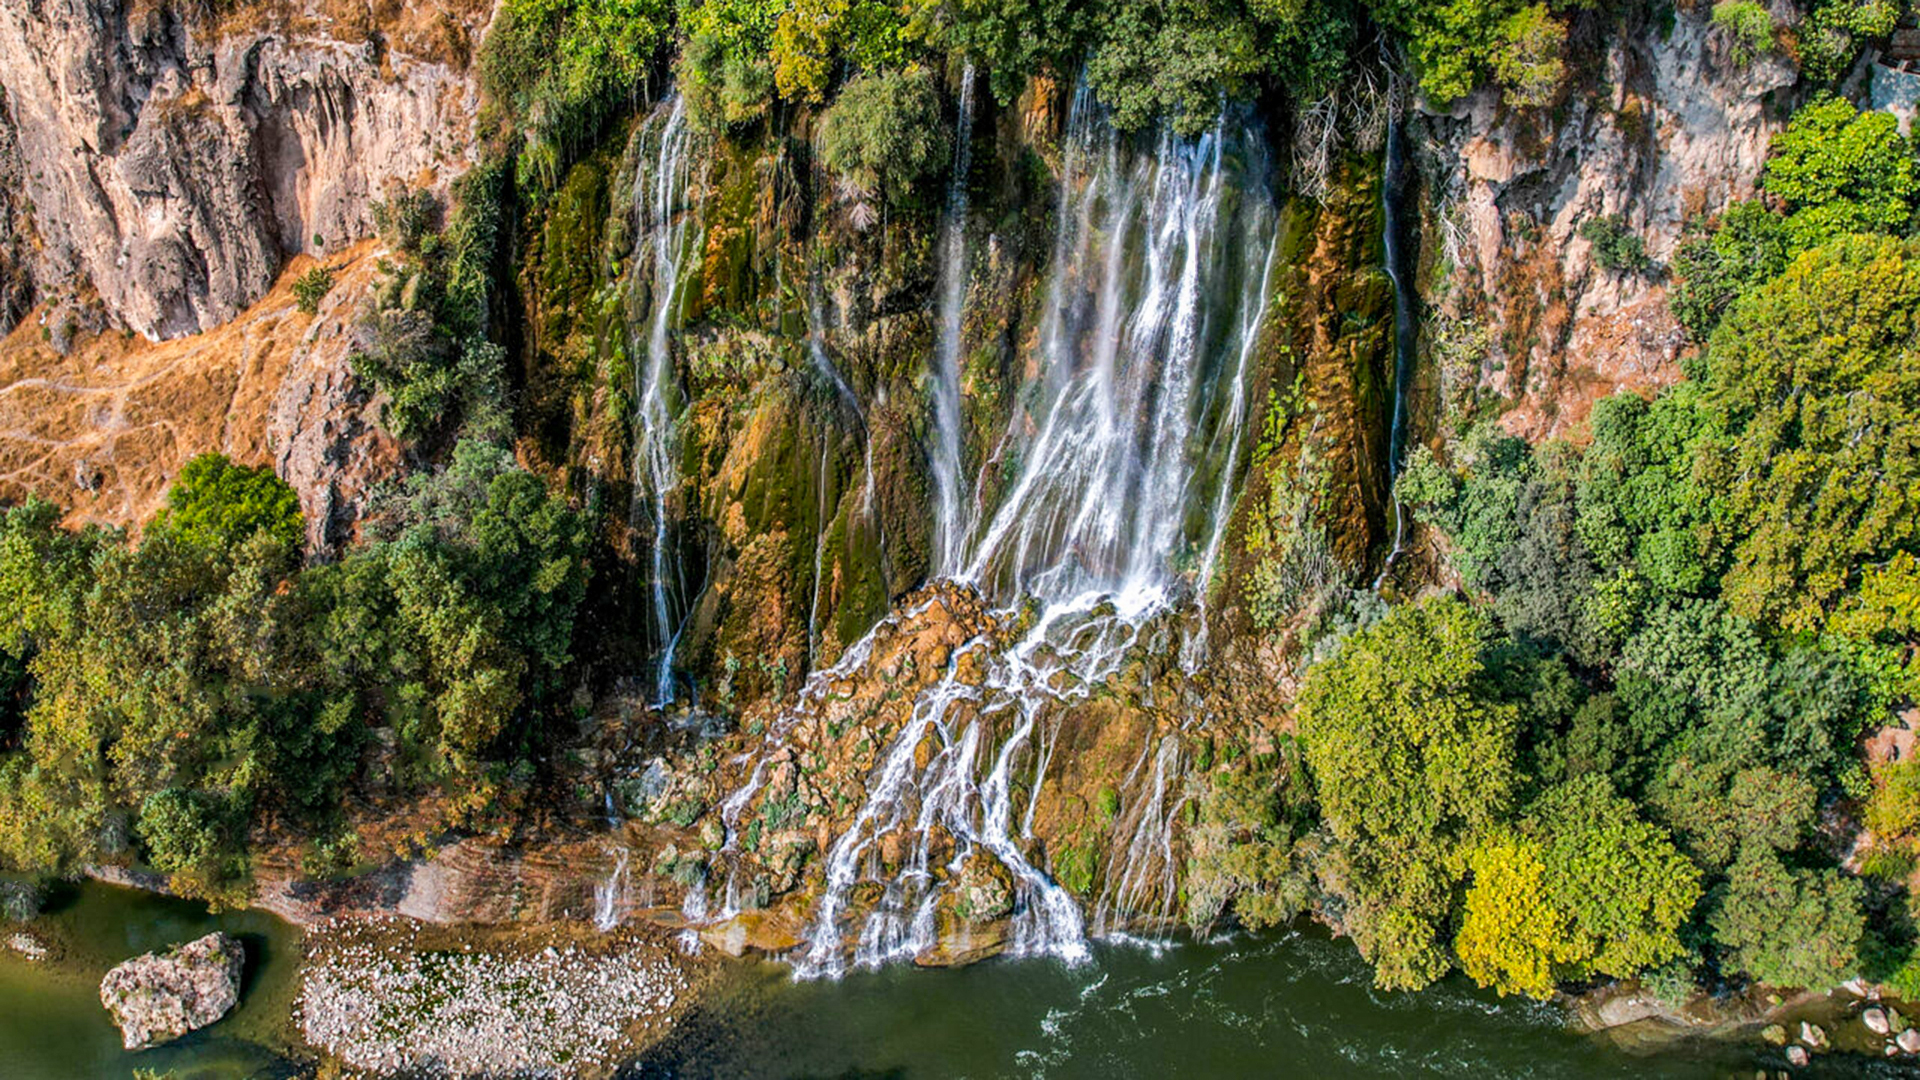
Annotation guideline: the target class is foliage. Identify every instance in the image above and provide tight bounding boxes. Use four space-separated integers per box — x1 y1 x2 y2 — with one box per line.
1708 0 1774 65
480 0 672 189
903 0 1088 103
1705 234 1920 633
1710 846 1865 989
818 66 951 197
1667 201 1791 342
1579 214 1650 275
1370 0 1566 109
1868 759 1920 840
1296 596 1518 989
678 0 786 130
149 453 304 557
1455 777 1699 999
1184 745 1312 930
0 443 590 902
292 264 336 315
773 0 909 102
1084 0 1349 134
1796 0 1902 82
1763 97 1919 248
351 167 512 446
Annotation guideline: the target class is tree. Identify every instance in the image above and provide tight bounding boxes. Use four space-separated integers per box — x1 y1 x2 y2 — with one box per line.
1297 595 1519 989
1456 778 1700 999
150 454 304 556
1763 97 1918 248
1703 234 1920 634
1711 846 1865 989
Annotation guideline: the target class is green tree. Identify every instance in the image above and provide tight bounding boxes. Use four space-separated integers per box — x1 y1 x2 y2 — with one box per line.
1763 97 1919 248
150 454 304 556
819 66 951 198
1703 234 1920 634
1711 845 1865 989
1297 595 1519 989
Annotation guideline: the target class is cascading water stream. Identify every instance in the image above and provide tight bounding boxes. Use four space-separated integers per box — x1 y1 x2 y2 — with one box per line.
1374 108 1416 588
928 65 978 574
632 96 699 705
721 87 1278 980
594 847 631 932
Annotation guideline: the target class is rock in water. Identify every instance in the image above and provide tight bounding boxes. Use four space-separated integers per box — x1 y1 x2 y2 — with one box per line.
1865 1006 1891 1035
99 932 244 1050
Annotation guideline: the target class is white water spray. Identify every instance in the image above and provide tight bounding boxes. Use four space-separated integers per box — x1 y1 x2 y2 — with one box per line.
632 96 699 705
929 65 978 574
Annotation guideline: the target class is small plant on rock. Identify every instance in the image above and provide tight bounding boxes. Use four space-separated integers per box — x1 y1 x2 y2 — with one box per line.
1580 214 1651 274
293 265 337 315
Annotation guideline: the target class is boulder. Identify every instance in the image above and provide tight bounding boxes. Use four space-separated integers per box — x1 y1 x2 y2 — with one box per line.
1899 1028 1920 1054
1865 1007 1891 1035
1786 1044 1809 1067
98 932 244 1050
1799 1021 1828 1049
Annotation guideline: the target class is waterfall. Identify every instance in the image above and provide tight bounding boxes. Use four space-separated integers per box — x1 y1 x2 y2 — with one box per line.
929 64 978 574
632 96 699 706
594 847 631 932
1092 735 1186 936
723 90 1277 980
1375 109 1416 587
962 91 1274 610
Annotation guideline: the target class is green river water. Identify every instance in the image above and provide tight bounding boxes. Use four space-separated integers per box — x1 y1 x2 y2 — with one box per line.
0 882 1901 1078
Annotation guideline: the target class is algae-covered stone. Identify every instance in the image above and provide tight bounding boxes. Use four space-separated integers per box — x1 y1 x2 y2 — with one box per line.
99 932 244 1050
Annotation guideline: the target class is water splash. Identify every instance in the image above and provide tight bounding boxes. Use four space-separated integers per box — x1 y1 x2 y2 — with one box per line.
632 96 699 705
929 64 978 574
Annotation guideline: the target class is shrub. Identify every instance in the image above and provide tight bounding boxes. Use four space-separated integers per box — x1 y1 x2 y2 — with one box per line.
1709 1 1774 65
1580 214 1651 274
371 189 442 255
151 453 304 556
292 264 336 315
0 879 44 922
819 66 950 199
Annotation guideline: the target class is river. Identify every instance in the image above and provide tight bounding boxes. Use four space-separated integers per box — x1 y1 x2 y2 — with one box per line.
0 882 1893 1078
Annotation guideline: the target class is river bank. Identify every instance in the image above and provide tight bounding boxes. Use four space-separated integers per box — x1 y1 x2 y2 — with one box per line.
8 878 1920 1078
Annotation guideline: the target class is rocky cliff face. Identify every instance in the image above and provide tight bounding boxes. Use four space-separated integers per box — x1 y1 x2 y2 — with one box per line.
0 243 400 550
1420 8 1799 438
0 0 483 340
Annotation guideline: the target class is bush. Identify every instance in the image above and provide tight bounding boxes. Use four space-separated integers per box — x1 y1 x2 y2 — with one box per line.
819 66 950 199
480 0 672 189
1797 0 1901 82
292 265 336 315
1709 1 1774 65
1764 96 1919 248
151 453 304 556
371 189 442 255
1580 214 1651 274
0 879 44 922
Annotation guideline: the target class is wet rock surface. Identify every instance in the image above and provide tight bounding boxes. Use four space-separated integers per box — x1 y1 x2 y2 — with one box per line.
98 931 244 1050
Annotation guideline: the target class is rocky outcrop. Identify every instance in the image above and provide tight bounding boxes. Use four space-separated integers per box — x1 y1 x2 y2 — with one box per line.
1422 7 1800 437
0 0 482 341
98 931 244 1050
0 243 401 549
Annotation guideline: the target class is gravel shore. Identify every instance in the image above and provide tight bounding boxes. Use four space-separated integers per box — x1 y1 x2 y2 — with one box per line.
297 917 687 1077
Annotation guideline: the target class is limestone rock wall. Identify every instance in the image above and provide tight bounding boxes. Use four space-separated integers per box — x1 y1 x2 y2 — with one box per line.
1421 6 1800 438
0 0 482 340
